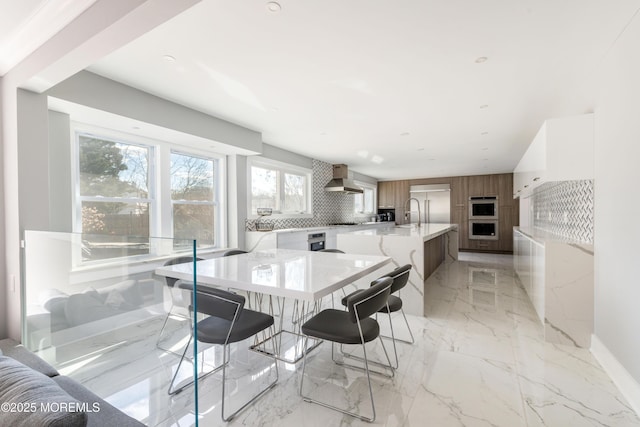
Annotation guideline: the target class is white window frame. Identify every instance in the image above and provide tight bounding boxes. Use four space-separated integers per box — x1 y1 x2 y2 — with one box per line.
169 149 221 247
71 122 227 264
354 181 377 216
247 157 313 218
73 130 156 236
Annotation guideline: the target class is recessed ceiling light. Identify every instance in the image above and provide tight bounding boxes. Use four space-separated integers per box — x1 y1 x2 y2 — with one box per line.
132 126 140 130
162 55 176 62
479 104 489 109
320 132 327 136
428 158 436 161
481 131 489 136
483 158 489 161
400 132 410 136
475 56 488 63
482 147 489 151
266 1 281 12
417 148 425 151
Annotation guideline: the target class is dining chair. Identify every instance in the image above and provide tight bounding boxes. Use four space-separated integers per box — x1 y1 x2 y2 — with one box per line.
167 286 278 422
156 256 204 350
340 264 413 369
299 276 393 422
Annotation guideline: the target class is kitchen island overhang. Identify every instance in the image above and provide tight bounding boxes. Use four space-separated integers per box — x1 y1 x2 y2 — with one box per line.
337 223 458 316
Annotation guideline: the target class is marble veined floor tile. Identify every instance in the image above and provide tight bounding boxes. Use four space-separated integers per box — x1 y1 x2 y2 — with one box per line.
406 350 526 427
440 328 517 366
47 252 639 427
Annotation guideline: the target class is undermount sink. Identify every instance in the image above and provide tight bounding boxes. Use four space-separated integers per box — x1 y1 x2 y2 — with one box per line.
396 224 418 229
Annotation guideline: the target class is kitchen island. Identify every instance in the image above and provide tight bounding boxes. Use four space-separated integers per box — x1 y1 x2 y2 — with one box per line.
337 223 458 316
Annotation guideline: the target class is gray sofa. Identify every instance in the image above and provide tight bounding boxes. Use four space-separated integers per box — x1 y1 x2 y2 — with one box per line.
0 338 144 427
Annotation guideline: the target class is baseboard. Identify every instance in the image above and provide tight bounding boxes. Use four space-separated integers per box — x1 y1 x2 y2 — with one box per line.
591 334 640 416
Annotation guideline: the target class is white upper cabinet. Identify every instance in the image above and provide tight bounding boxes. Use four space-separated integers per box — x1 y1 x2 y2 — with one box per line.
513 113 593 198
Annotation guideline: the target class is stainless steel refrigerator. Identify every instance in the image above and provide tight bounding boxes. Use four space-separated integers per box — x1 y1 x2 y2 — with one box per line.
407 184 451 224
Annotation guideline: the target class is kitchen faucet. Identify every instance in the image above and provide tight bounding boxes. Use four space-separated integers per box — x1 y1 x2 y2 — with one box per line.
404 197 421 226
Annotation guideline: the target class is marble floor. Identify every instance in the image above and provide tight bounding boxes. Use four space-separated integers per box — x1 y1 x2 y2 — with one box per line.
49 253 640 426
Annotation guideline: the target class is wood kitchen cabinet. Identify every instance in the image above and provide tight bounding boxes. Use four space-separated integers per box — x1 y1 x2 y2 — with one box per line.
377 181 395 208
451 206 468 246
468 174 499 197
377 180 409 224
461 173 516 252
467 239 499 251
468 175 485 197
450 176 468 209
498 173 513 204
394 180 409 224
377 173 516 252
450 176 469 246
485 175 499 197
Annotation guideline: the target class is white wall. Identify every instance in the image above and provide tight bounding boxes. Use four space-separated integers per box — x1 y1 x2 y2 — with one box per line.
1 0 203 341
227 155 247 250
261 143 312 169
17 90 50 232
593 9 640 385
0 77 6 338
48 111 73 232
47 71 262 154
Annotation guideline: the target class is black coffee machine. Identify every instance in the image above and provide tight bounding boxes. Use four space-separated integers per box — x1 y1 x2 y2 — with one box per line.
378 209 395 222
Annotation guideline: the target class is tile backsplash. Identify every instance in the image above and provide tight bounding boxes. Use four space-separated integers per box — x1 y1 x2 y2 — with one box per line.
532 180 594 243
246 160 366 230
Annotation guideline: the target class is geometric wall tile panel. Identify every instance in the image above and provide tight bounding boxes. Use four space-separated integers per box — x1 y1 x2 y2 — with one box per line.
246 159 358 230
532 179 594 243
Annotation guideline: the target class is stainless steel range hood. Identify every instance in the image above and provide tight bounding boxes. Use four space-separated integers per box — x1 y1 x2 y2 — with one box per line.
324 164 364 194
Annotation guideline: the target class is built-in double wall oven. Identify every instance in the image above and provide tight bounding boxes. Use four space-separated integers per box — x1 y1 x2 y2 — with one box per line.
469 196 499 240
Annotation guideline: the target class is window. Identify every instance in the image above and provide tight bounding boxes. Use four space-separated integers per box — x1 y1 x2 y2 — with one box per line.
77 134 153 260
248 158 312 216
354 182 377 215
74 129 225 262
171 152 216 247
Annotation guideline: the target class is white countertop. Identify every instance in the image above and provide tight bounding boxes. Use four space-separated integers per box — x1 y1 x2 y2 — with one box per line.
246 222 393 234
337 223 458 241
514 226 593 253
155 248 392 301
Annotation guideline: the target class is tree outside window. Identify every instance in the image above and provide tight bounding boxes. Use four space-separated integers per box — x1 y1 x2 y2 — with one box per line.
78 135 151 260
171 152 216 247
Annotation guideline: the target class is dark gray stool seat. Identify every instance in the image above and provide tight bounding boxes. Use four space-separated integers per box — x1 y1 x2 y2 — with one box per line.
197 309 273 344
301 310 379 344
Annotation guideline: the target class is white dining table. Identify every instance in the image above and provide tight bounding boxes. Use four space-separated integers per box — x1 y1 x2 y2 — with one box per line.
154 248 392 302
154 248 392 363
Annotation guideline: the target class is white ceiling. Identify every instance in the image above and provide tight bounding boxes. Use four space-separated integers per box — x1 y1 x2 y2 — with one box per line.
0 0 97 75
14 0 640 180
